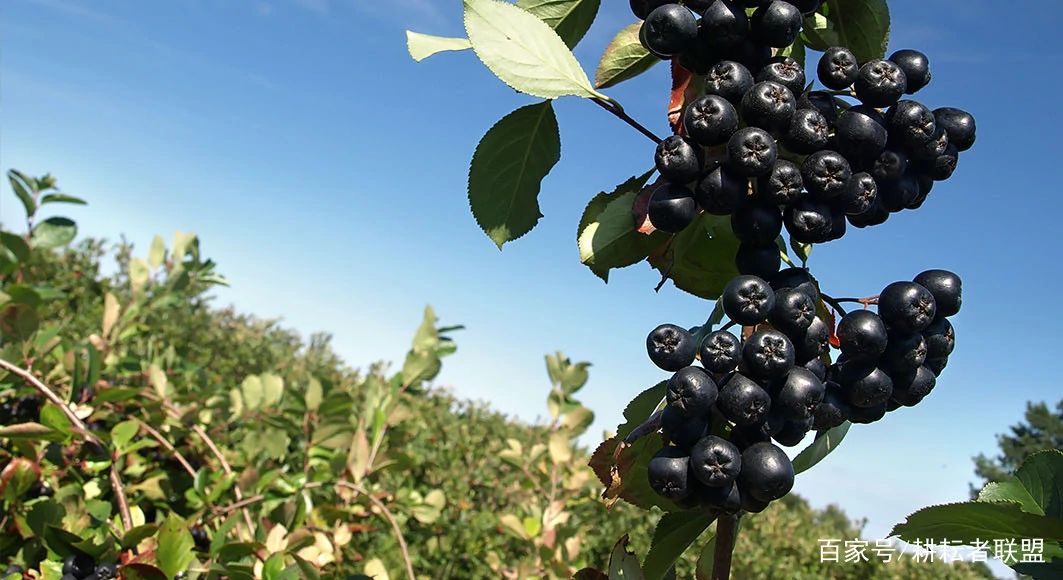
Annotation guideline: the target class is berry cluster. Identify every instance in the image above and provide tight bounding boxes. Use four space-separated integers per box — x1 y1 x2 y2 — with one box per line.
644 266 961 514
633 1 976 264
58 554 119 580
0 395 41 425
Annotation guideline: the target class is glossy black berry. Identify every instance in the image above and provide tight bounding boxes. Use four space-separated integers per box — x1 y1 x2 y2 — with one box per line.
94 563 119 580
704 60 754 105
731 411 786 450
717 372 772 426
922 317 955 359
789 315 829 363
731 200 783 245
787 0 824 13
878 331 927 373
662 405 711 450
742 329 796 380
667 366 719 417
854 59 907 107
773 417 813 447
757 56 805 95
840 366 893 408
735 242 782 280
834 105 888 162
648 445 695 500
750 1 802 47
770 287 816 335
721 275 776 326
757 160 803 205
642 4 700 57
700 330 742 374
796 91 838 128
907 125 950 161
804 357 827 381
812 387 851 430
771 267 818 302
886 100 937 148
701 0 749 50
741 81 796 133
727 127 778 177
647 323 699 372
690 435 742 487
888 49 931 94
802 150 852 200
848 401 887 424
695 164 747 215
933 107 976 152
684 95 740 146
878 281 937 333
784 197 833 244
648 183 699 233
700 480 743 514
870 149 909 184
912 269 961 318
783 107 830 154
774 367 825 421
836 310 888 364
64 554 96 578
631 0 671 19
914 143 958 181
889 365 936 407
817 46 859 90
656 135 704 184
825 202 847 241
839 172 877 215
877 170 920 212
737 441 794 502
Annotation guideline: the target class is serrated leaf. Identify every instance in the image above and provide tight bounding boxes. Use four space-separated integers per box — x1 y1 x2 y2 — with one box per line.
148 235 167 269
122 524 159 549
890 501 1063 544
820 0 890 64
1015 449 1063 519
643 512 714 580
468 100 560 249
39 193 87 206
405 31 472 62
577 171 666 281
647 213 741 301
607 535 645 580
517 0 600 49
792 421 850 475
463 0 599 99
8 169 36 218
156 513 196 578
979 479 1044 516
595 22 659 89
30 217 77 249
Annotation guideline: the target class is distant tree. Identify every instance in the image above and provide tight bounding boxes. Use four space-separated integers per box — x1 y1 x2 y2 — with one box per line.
970 400 1063 497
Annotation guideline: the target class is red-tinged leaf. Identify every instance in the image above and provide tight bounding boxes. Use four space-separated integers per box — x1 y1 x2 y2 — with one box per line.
633 179 663 235
668 60 694 135
1 457 41 502
119 563 169 580
823 301 840 348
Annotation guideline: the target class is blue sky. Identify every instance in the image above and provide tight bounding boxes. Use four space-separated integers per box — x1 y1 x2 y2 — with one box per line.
2 0 1061 576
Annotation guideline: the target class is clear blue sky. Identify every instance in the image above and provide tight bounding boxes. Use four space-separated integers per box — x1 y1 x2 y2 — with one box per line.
2 0 1060 577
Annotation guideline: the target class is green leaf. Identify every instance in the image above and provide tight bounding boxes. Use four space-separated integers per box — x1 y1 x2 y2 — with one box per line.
149 364 169 399
261 373 284 408
517 0 600 49
405 31 472 62
156 513 196 579
26 498 65 539
1015 449 1063 519
577 171 668 282
0 232 31 263
0 303 39 342
560 361 591 395
242 375 264 410
595 22 659 89
647 213 741 301
776 34 805 70
979 478 1044 515
890 500 1063 544
607 535 646 580
39 193 87 206
291 555 320 580
463 0 599 99
111 419 140 451
122 524 160 549
694 533 716 580
305 378 323 412
643 511 715 580
39 404 72 441
8 169 36 218
2 457 41 503
546 353 563 386
561 405 594 436
549 429 573 464
129 258 150 293
30 217 77 249
0 421 64 442
801 13 841 53
5 285 41 307
820 0 890 64
468 100 561 249
792 421 850 475
148 235 167 270
42 525 84 558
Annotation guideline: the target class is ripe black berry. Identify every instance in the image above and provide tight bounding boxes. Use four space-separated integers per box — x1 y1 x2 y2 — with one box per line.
817 46 859 90
648 445 695 500
757 160 803 205
742 329 796 380
648 183 699 233
870 149 909 184
717 372 772 426
784 197 833 244
684 95 740 146
631 0 671 20
933 107 976 152
877 171 920 212
783 107 830 154
887 100 936 148
878 281 937 333
667 366 719 417
705 60 754 105
796 91 838 128
735 242 782 280
700 330 743 373
662 405 711 449
826 203 847 241
834 105 888 162
727 127 778 177
647 323 698 372
836 310 888 364
889 365 936 407
888 49 931 94
773 417 813 447
731 411 786 449
642 4 699 57
839 172 877 215
802 150 852 200
878 331 927 373
848 401 887 424
787 0 824 14
840 366 893 408
914 143 958 181
771 267 818 301
737 441 794 502
94 563 119 580
770 287 816 335
789 315 828 363
701 0 749 50
690 435 742 487
741 81 796 133
911 271 961 318
854 59 908 107
700 480 744 514
750 1 802 47
731 200 783 245
721 274 776 325
922 317 955 359
64 554 96 578
656 135 704 183
774 367 825 421
694 165 747 215
907 125 950 162
812 387 851 430
757 56 805 96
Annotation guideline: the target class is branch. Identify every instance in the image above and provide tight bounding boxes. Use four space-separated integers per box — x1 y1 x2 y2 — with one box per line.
592 97 663 144
190 423 256 537
338 481 416 580
135 418 199 480
0 357 134 531
712 513 738 580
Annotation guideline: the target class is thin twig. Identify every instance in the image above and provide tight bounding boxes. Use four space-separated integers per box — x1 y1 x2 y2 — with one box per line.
0 357 134 531
190 423 256 537
592 97 662 144
135 418 199 480
338 481 416 580
712 513 738 580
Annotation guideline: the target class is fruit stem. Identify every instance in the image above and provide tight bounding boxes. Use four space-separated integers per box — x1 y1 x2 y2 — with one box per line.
592 97 663 144
712 513 739 580
818 293 848 317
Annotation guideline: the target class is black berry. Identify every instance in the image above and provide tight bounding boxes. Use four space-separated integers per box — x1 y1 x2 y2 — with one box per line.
717 372 772 426
750 0 802 47
700 0 750 50
854 59 908 107
932 107 976 152
667 366 720 417
737 441 795 502
878 281 937 333
731 200 783 245
784 197 834 244
836 310 888 364
735 242 783 280
742 329 796 380
834 105 888 163
802 150 852 200
684 95 740 147
757 56 806 96
656 135 704 183
648 445 695 500
695 164 748 214
727 127 778 177
642 4 700 57
888 49 931 94
690 435 742 487
757 160 803 205
704 60 754 105
770 287 816 335
817 46 859 90
741 81 797 133
721 274 776 326
782 107 830 154
774 367 825 421
648 183 699 233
